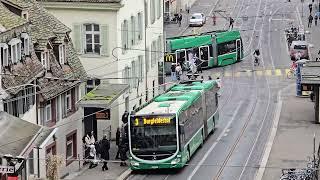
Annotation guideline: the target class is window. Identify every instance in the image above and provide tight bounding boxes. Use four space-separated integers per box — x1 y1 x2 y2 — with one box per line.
8 38 22 63
150 0 155 24
137 13 143 40
66 131 77 165
22 12 28 20
23 37 29 55
86 79 100 93
85 24 100 54
157 36 162 60
46 142 56 156
157 0 161 19
45 101 51 122
59 44 66 64
41 51 49 69
131 61 137 88
66 90 71 111
145 47 150 72
217 41 236 55
145 1 148 26
131 16 136 45
151 41 156 67
0 43 9 67
122 66 130 86
138 55 143 81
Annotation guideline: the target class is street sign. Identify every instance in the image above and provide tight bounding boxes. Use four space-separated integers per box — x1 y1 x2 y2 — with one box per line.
0 165 14 173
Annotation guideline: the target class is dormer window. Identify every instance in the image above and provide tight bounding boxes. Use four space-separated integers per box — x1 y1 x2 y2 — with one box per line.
8 38 22 63
59 44 66 64
0 43 9 67
41 51 49 69
22 12 28 21
21 33 30 56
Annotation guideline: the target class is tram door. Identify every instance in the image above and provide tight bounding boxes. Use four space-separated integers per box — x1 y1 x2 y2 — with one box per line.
236 39 241 61
175 49 187 69
199 46 209 67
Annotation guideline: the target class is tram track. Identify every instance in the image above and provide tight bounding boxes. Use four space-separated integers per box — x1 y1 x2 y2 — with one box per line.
212 0 274 178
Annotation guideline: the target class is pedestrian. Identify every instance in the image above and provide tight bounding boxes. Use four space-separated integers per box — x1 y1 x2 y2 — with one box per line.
229 17 234 30
216 77 222 96
212 13 216 25
178 13 182 27
308 14 313 28
171 63 177 81
208 76 212 80
315 15 318 26
115 127 120 159
309 3 313 14
100 134 110 171
83 134 91 165
88 144 98 169
175 63 182 80
119 112 129 166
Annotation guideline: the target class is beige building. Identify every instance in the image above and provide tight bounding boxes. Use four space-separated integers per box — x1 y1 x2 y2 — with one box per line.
39 0 164 140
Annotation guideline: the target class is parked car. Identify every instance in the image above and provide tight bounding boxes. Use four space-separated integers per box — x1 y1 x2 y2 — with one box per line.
289 41 309 60
189 13 206 27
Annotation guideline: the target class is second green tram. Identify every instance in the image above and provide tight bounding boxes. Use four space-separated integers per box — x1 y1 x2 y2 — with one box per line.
128 81 219 170
165 30 243 74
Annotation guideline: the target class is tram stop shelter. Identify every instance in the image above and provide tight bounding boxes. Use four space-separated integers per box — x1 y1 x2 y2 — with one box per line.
300 61 320 123
78 81 129 140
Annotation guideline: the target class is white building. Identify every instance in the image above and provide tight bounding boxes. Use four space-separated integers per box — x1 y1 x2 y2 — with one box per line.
40 0 164 139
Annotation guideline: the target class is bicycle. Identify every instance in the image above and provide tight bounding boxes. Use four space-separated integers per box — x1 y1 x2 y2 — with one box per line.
287 67 296 79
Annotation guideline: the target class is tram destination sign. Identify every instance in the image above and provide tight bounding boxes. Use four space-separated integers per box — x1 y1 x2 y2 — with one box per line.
132 116 174 126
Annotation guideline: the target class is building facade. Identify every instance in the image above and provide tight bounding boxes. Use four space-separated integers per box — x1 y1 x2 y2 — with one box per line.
0 0 87 179
39 0 164 139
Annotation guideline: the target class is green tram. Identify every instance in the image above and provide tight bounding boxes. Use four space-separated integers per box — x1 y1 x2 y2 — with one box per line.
128 80 219 170
165 30 244 74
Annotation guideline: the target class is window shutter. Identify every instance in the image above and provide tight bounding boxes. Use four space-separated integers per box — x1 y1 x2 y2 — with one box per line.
72 24 83 54
51 98 56 124
100 24 109 56
128 20 132 48
71 88 75 112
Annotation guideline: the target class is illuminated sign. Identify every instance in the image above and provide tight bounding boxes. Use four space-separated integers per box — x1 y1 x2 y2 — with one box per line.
134 117 171 126
164 53 175 62
95 109 110 120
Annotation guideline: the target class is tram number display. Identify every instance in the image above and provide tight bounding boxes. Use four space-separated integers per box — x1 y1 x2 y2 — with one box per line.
132 116 173 126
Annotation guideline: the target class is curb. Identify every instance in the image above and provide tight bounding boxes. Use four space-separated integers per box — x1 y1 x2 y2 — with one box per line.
116 168 132 180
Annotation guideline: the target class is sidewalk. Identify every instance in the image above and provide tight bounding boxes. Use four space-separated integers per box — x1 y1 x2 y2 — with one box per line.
64 141 131 180
261 85 320 179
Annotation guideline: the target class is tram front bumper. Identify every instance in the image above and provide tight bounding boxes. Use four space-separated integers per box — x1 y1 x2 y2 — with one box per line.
130 157 183 170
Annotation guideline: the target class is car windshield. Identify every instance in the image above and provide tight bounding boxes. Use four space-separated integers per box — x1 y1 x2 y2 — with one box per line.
191 14 202 19
130 116 177 154
294 45 307 50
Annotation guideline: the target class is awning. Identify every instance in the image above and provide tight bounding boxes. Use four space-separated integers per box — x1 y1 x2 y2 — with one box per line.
301 63 320 85
78 82 129 108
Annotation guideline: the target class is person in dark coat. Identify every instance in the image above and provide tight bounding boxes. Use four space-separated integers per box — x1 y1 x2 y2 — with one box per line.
119 111 129 166
115 127 120 159
100 134 110 171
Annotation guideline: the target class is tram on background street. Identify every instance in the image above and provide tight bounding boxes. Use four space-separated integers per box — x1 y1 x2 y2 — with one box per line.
128 80 219 170
164 30 244 74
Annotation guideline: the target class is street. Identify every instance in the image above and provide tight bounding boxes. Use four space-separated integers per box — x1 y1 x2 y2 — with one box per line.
128 0 311 180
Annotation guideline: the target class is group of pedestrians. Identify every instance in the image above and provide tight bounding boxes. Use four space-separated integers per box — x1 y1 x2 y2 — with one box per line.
171 63 183 81
82 111 130 171
308 2 320 28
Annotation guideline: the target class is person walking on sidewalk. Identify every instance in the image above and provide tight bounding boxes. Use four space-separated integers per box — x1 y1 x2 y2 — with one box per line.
119 111 129 166
115 127 120 159
308 14 313 28
229 17 234 30
309 3 313 14
315 14 318 26
178 13 182 27
176 63 182 80
100 134 110 171
171 63 177 81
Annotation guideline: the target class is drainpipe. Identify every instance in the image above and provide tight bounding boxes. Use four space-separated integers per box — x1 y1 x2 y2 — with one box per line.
144 0 148 102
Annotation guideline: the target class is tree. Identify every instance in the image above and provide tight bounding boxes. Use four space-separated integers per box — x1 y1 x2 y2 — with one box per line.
46 155 64 180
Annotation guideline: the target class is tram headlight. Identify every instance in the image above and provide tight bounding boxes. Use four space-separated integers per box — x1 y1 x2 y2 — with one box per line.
170 157 181 165
131 161 140 166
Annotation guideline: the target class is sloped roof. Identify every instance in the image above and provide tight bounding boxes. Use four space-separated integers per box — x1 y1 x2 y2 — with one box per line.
0 111 41 157
38 0 120 3
0 2 27 32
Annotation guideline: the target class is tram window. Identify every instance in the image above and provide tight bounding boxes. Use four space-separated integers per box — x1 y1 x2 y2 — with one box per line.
187 48 199 61
209 45 213 57
200 47 209 60
217 40 236 55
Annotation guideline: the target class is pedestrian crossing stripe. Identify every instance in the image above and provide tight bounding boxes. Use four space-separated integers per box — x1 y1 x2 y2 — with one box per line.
212 69 290 77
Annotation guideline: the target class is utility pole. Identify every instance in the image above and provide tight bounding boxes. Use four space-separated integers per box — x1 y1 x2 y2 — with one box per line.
302 0 304 17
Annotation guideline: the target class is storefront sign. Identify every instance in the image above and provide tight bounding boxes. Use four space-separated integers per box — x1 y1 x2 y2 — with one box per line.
95 109 110 120
0 165 14 173
164 53 175 62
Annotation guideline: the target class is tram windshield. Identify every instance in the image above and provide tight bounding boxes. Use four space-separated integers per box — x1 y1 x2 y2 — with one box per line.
130 115 177 154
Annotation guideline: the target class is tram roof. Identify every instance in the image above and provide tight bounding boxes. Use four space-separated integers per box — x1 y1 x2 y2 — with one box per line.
170 80 216 91
216 30 241 44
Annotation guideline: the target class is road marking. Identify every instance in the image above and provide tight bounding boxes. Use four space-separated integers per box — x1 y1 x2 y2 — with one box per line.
254 84 294 180
265 70 272 76
235 72 241 77
255 70 263 76
187 102 244 180
275 69 282 76
224 72 232 77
